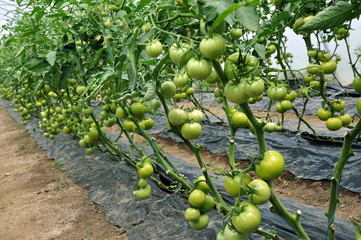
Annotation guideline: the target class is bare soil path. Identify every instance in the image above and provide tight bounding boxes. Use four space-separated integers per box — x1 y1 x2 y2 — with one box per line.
0 105 127 240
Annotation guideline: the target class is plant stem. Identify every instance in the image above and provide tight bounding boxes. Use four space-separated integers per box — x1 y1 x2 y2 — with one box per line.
240 102 310 239
327 119 361 240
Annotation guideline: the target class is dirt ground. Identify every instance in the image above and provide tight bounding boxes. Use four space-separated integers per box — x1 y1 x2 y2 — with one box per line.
0 105 127 240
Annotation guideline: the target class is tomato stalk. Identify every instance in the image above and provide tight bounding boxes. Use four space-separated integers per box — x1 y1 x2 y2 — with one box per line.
241 102 310 239
326 119 361 240
183 140 231 213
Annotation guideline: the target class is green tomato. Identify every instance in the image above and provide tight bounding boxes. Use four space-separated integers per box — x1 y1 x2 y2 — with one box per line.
332 99 346 112
231 201 261 234
199 195 215 213
138 162 154 178
307 63 321 75
224 223 248 240
188 214 209 230
321 61 337 74
184 208 201 221
188 189 206 208
173 72 189 88
186 58 212 80
138 178 148 188
130 102 147 120
224 53 259 80
199 34 226 60
224 81 249 104
317 107 332 121
338 114 352 127
194 176 210 193
255 150 285 181
230 28 243 39
247 179 271 205
326 117 342 131
168 108 187 126
161 81 177 99
244 77 264 98
352 76 361 94
187 110 204 124
169 42 193 66
145 40 163 58
267 85 287 101
181 122 202 140
231 111 249 128
133 184 152 200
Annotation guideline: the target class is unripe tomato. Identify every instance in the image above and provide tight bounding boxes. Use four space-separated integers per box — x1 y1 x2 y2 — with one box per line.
138 178 148 188
173 72 189 87
285 90 297 102
181 122 202 140
186 87 195 96
326 117 342 131
224 53 259 80
244 77 264 98
188 189 206 208
280 100 293 111
186 58 212 80
150 99 161 110
332 99 346 112
247 179 271 205
195 176 210 193
230 28 243 39
116 106 128 119
184 208 200 221
133 184 152 200
255 150 285 181
168 108 187 126
231 112 249 128
307 63 321 75
206 70 220 84
224 81 249 104
352 76 361 94
223 223 248 240
317 107 332 121
85 147 95 154
76 85 86 95
321 61 337 74
169 42 192 66
187 110 204 123
199 34 226 60
231 201 261 234
267 85 287 101
130 102 147 120
145 40 163 58
266 44 277 55
275 102 286 113
338 114 352 127
161 81 177 99
199 195 215 213
188 214 209 230
138 162 154 178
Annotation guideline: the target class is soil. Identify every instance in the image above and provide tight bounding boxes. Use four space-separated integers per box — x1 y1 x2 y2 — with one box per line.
0 105 128 240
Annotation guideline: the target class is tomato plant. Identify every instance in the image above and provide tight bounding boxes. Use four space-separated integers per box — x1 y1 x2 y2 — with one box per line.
1 0 361 239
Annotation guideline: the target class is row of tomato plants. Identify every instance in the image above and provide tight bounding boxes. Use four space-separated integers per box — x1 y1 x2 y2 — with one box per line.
1 0 361 239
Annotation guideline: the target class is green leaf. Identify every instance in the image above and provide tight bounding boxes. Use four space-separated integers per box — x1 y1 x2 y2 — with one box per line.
127 29 140 91
58 64 74 89
204 0 233 22
46 51 57 66
300 2 361 31
254 43 266 61
213 3 244 30
134 0 153 12
144 82 156 101
28 61 51 74
235 6 259 31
